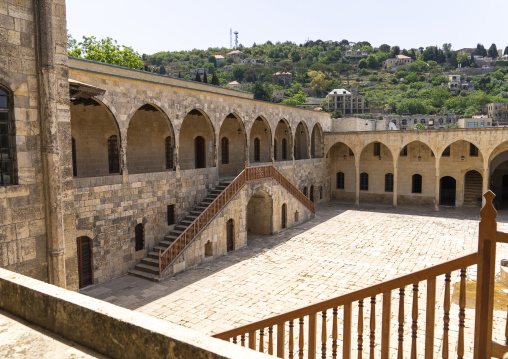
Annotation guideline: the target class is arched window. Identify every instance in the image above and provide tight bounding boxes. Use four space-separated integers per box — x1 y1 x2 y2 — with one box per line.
72 137 77 177
165 136 173 169
274 139 277 160
135 223 145 251
281 204 287 229
221 137 229 164
195 136 206 168
385 173 393 192
412 174 422 193
254 137 261 162
336 172 345 189
282 138 287 160
360 173 369 191
0 87 16 185
107 135 120 173
303 186 308 197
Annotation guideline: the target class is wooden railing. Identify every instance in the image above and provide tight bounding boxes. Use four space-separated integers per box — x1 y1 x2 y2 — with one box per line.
213 191 508 358
159 163 315 276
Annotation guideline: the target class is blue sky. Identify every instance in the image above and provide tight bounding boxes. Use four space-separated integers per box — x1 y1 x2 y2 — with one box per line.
66 0 507 55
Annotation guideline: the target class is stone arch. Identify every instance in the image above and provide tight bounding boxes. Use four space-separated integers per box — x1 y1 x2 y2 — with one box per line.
464 170 483 207
247 190 273 235
179 108 215 170
218 113 246 177
294 121 310 160
126 103 175 174
70 97 122 177
439 139 483 162
398 141 435 203
249 116 272 163
274 119 293 161
328 141 356 200
311 123 324 158
358 141 393 201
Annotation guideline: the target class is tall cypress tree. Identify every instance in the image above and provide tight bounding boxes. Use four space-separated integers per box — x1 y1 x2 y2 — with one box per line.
194 72 202 82
203 70 208 83
159 65 166 75
211 73 219 85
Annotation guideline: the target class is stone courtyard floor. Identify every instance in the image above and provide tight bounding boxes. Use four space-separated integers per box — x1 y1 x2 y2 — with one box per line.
82 200 508 357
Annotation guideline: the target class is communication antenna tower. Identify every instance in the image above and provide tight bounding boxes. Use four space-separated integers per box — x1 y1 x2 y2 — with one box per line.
234 31 239 48
230 28 232 49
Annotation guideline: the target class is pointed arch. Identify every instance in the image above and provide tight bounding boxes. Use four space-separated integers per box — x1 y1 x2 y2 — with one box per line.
294 121 310 160
179 108 215 170
249 116 272 163
311 123 324 158
274 119 293 161
219 113 246 177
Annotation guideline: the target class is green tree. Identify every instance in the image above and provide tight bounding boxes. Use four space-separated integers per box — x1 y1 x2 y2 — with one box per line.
474 43 487 57
159 66 166 75
67 35 144 70
391 46 400 56
396 99 428 115
251 82 273 102
203 70 208 83
411 123 426 130
488 43 498 59
232 65 245 81
379 44 390 53
281 90 307 106
358 59 368 69
505 46 508 55
308 71 328 97
367 55 378 69
211 73 219 85
194 72 202 82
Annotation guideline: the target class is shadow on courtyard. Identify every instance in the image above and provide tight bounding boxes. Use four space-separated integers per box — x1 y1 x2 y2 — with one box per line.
82 199 494 311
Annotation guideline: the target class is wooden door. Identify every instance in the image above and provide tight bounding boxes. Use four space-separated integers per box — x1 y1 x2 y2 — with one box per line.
227 219 234 252
195 136 206 169
77 236 92 289
282 204 287 229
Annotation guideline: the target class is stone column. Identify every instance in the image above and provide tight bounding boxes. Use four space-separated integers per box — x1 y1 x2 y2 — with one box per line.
355 156 360 206
434 158 440 211
36 0 67 288
482 165 490 206
120 128 130 179
393 156 398 207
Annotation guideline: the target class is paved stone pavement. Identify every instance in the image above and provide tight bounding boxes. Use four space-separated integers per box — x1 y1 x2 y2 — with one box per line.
82 201 508 357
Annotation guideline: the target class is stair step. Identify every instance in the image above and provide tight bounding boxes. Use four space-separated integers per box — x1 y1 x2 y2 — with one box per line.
128 269 160 282
164 234 178 241
134 263 160 275
147 251 160 259
141 257 159 266
159 240 175 247
153 245 168 252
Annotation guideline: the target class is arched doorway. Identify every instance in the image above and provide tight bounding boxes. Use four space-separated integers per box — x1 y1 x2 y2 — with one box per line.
311 123 324 158
227 219 234 252
219 113 246 177
195 136 206 168
464 170 482 207
327 141 355 201
249 117 271 163
359 141 393 203
77 236 92 289
294 121 309 160
274 119 292 161
247 190 273 235
127 104 174 174
179 109 215 170
281 204 287 229
440 176 456 206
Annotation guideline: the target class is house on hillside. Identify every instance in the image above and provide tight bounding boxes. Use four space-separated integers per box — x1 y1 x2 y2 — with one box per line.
227 81 241 90
226 50 243 59
383 55 413 69
272 72 293 85
342 50 368 57
214 55 225 63
326 89 366 115
447 74 475 92
241 58 258 65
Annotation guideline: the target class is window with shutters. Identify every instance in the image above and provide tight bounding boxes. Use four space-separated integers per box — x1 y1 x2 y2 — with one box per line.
360 172 368 191
72 137 77 177
273 139 277 160
107 135 120 173
135 224 145 251
165 136 174 169
373 143 380 156
282 138 287 160
385 173 393 192
336 172 345 189
254 138 260 162
0 86 16 185
412 174 422 193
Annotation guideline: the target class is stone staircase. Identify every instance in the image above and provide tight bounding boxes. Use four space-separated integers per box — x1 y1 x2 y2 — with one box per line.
128 179 233 281
463 171 482 207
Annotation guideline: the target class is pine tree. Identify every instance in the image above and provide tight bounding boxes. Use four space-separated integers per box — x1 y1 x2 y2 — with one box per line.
505 46 508 56
488 43 498 59
159 65 166 75
194 72 202 82
211 73 219 85
178 72 181 78
203 70 208 83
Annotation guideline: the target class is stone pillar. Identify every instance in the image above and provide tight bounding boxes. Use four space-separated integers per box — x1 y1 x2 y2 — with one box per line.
393 156 398 207
120 128 130 178
434 158 441 211
482 165 490 206
355 157 360 206
36 0 67 288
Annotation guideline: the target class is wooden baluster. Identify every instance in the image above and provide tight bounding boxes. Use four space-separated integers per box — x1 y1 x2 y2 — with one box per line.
344 303 352 359
259 329 264 353
249 330 256 350
411 283 418 359
268 326 273 355
277 323 285 358
358 299 364 359
309 313 317 359
289 320 294 359
398 288 404 359
442 273 450 359
425 278 436 359
370 296 376 359
321 310 327 359
458 269 466 359
332 307 338 359
241 334 245 347
233 336 237 344
381 291 391 359
299 317 304 359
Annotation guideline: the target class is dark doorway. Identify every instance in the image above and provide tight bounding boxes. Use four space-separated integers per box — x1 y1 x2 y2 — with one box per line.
281 203 287 229
464 170 482 207
195 136 206 168
77 236 92 289
227 219 234 252
310 185 314 202
440 176 456 206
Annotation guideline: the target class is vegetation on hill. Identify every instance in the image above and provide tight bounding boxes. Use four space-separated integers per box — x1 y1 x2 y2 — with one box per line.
68 33 508 116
